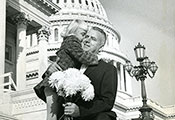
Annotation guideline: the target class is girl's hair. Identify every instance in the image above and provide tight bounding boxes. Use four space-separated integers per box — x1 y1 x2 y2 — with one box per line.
61 19 88 37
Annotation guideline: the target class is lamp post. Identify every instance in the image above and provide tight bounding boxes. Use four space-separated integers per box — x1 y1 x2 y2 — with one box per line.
125 43 158 120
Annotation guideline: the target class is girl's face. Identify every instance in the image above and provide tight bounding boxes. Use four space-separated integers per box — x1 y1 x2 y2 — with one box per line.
74 22 88 41
75 27 87 41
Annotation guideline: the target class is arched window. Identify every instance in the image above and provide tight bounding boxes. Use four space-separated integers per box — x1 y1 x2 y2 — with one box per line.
57 0 59 3
54 28 58 41
64 0 67 3
85 0 88 5
79 0 82 4
96 4 99 9
71 0 74 3
91 2 94 7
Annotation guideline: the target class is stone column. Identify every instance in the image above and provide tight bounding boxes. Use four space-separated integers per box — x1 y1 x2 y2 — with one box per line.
37 26 50 79
0 0 6 103
125 69 132 95
120 64 125 91
113 61 120 91
116 62 121 90
13 12 30 90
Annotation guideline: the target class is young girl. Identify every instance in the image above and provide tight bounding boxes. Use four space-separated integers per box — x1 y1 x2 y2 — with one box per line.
34 19 98 120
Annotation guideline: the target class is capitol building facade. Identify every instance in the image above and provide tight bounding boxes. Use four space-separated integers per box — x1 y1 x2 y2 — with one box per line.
0 0 174 120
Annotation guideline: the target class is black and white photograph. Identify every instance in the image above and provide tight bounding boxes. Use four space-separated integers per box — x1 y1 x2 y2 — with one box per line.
0 0 175 120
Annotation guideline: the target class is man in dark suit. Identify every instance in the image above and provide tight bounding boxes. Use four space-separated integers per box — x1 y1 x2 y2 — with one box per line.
64 26 118 120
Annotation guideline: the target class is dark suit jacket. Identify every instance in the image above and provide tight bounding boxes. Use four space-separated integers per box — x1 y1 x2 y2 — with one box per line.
76 59 118 119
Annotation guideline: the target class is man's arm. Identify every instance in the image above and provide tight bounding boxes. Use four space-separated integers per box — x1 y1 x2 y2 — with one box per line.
63 35 98 65
78 65 118 117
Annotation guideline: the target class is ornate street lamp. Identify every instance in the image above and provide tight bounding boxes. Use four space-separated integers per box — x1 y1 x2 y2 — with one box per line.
125 43 158 120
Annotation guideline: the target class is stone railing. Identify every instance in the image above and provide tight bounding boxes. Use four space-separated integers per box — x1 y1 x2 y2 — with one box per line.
0 72 17 93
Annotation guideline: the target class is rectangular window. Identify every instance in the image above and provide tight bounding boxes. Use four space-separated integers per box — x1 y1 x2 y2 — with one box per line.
54 28 59 41
123 66 127 91
5 45 12 61
116 62 121 90
30 35 33 47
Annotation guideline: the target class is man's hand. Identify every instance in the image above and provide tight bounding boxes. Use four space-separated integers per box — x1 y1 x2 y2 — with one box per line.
64 102 80 117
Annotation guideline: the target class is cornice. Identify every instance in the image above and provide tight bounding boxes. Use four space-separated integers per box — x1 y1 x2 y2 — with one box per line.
24 0 60 15
8 0 50 25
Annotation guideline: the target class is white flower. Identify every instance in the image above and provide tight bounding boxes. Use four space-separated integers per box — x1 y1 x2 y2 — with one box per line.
63 68 82 96
49 68 95 101
82 85 95 101
49 71 65 92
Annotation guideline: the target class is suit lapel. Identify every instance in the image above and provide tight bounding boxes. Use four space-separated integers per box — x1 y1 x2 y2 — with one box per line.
84 60 103 75
84 65 97 76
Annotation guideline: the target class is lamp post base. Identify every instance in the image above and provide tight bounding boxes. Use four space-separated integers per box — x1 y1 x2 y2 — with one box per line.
140 105 153 119
132 105 154 120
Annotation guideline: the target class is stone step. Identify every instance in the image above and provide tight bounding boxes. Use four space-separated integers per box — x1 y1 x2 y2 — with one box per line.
0 112 18 120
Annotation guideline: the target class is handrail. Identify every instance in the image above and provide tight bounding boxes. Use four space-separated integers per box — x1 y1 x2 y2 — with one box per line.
0 72 17 93
0 72 12 78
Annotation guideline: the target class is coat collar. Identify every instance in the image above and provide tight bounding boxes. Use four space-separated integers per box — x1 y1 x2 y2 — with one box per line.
84 59 103 76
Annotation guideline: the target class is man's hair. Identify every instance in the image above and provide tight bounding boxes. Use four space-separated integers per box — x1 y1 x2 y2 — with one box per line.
91 26 107 47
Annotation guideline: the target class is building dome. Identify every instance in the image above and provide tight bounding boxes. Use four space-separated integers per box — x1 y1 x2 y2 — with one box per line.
50 0 121 43
52 0 108 19
48 0 128 64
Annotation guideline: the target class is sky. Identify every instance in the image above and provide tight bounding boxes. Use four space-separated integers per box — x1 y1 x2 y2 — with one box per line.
99 0 175 106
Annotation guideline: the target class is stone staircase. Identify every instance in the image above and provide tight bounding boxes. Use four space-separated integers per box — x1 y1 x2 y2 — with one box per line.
0 112 18 120
0 72 18 120
0 72 47 120
0 93 18 120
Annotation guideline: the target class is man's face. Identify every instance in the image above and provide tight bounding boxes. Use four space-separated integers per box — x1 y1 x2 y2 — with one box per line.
82 29 105 53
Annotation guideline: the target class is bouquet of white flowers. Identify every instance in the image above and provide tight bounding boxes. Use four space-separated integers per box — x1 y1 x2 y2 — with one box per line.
48 68 95 120
49 68 95 101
